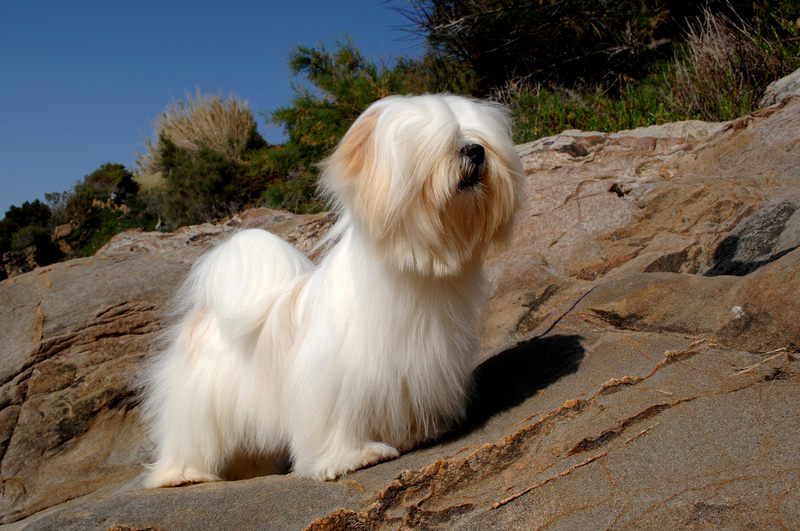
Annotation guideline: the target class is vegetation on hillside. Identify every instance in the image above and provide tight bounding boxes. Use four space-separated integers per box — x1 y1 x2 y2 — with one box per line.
2 0 799 279
135 90 265 176
254 37 448 212
398 0 799 94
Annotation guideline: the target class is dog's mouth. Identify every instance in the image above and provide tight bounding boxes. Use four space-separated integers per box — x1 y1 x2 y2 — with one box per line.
458 143 486 190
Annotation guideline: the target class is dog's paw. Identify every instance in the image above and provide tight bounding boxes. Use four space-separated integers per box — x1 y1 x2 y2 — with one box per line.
312 442 400 481
144 466 221 489
357 441 400 469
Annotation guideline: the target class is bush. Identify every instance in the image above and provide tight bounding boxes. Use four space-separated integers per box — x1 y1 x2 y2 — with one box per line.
135 90 266 177
65 207 115 257
39 163 157 259
669 9 800 121
0 200 52 256
133 90 271 227
9 225 61 266
504 67 690 144
81 162 139 203
10 225 48 251
401 0 760 95
400 0 800 98
55 163 139 227
260 36 435 212
502 2 800 142
63 201 159 258
158 135 247 228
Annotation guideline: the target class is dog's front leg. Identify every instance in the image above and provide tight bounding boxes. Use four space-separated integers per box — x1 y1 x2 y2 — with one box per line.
287 390 401 480
291 432 400 481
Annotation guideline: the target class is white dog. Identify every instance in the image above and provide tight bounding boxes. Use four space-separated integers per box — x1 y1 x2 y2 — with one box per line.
142 94 523 488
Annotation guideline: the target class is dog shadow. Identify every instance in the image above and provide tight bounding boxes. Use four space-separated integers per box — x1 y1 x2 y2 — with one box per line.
443 334 585 442
219 334 585 482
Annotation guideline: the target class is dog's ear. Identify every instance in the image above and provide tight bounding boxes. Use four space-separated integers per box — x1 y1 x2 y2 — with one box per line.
319 109 391 236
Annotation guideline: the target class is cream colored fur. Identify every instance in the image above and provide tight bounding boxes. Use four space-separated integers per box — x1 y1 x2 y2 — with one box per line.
142 94 524 487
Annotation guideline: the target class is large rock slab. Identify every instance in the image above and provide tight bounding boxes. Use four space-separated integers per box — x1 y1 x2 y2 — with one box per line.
760 66 800 107
0 210 336 526
1 97 799 530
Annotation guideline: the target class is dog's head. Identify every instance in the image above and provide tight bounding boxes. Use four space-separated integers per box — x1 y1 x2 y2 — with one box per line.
319 94 523 277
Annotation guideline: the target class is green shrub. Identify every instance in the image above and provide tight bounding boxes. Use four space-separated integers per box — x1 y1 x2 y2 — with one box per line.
8 224 63 267
38 163 156 258
0 200 52 256
11 225 48 251
505 69 688 144
81 162 139 203
244 144 325 214
158 135 247 228
401 0 798 95
504 3 800 143
132 90 271 227
56 163 137 226
260 36 437 212
69 207 121 257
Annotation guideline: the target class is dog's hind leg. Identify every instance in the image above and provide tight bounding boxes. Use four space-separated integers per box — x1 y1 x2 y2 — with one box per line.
143 229 313 488
142 313 232 488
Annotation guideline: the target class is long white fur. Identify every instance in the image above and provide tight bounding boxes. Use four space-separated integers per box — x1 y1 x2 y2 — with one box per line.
142 94 524 487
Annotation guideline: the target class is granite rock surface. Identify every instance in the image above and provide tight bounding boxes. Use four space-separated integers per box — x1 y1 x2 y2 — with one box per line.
1 97 798 531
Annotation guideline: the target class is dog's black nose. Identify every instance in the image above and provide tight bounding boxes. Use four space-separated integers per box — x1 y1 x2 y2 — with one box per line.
459 144 485 190
461 144 485 165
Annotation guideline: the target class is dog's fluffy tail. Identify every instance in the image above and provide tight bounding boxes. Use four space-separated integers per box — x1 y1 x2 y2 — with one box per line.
176 228 314 343
143 229 312 487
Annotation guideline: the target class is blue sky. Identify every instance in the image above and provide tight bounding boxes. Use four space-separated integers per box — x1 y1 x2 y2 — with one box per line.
0 0 424 217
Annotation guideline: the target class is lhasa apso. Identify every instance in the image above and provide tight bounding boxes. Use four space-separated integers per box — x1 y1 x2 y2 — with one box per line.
142 94 523 487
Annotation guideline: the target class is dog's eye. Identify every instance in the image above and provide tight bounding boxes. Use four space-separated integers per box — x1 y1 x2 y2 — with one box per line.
458 144 485 190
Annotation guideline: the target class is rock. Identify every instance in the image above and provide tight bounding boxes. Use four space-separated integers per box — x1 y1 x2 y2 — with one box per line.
51 224 73 242
0 210 336 526
2 247 39 280
759 66 800 107
1 98 799 530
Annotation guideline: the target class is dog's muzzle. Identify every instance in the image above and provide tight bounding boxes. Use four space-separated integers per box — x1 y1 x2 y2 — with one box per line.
458 144 485 190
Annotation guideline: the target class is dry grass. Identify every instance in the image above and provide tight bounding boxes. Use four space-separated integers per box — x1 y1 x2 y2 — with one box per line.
670 9 790 121
135 89 257 176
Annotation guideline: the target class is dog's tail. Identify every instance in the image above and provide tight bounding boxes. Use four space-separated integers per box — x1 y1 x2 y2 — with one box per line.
176 228 314 344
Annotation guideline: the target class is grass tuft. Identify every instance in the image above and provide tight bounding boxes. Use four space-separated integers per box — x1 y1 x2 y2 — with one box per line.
669 9 799 121
135 89 260 176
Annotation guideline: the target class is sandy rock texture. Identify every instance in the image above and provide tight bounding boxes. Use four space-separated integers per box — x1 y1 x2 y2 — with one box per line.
1 97 798 530
760 66 800 107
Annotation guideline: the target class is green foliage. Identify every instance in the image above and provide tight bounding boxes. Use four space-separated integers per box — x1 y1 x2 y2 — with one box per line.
79 162 137 204
501 0 800 139
52 163 141 227
85 162 133 187
507 69 690 144
10 225 62 265
57 163 159 257
132 90 271 227
159 135 249 228
261 37 436 212
400 0 798 95
0 200 64 276
4 163 159 269
68 205 158 257
0 200 52 256
10 225 48 251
